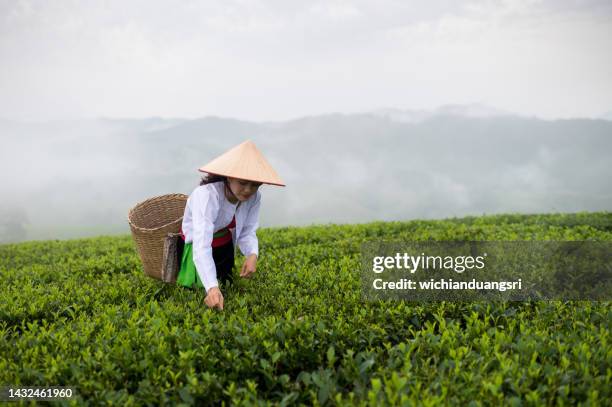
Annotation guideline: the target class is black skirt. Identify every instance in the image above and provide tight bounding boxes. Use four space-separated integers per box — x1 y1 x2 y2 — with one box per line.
213 238 235 287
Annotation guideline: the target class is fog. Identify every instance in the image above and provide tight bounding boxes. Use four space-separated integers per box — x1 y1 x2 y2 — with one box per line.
1 108 610 243
2 1 611 243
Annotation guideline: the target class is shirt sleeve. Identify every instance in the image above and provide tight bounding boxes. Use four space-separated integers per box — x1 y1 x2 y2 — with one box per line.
191 186 220 293
237 190 261 257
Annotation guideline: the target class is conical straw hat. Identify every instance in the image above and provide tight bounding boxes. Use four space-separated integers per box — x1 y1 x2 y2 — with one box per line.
198 140 286 186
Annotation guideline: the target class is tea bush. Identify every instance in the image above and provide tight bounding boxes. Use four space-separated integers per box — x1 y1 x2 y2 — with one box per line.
1 212 610 406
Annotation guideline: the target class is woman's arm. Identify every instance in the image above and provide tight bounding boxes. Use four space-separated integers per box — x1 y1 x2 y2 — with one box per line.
191 186 220 293
237 190 261 258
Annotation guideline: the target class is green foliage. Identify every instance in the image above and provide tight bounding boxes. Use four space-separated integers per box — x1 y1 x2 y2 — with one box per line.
1 212 610 405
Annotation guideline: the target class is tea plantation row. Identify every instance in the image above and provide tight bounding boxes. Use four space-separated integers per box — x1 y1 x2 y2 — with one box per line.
0 211 610 405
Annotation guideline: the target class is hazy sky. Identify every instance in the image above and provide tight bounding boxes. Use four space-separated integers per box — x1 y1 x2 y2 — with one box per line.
1 0 611 122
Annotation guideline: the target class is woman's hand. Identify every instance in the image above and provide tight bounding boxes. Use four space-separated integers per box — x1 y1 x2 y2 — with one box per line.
240 254 257 278
205 287 224 310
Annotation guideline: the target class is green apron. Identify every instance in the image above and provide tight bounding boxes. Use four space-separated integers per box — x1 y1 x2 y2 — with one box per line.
176 242 204 289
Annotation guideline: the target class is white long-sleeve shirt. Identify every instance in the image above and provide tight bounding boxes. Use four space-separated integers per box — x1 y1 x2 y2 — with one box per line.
181 181 261 292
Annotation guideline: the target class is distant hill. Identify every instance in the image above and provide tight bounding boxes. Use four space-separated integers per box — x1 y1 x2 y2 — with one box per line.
1 105 611 243
370 103 517 123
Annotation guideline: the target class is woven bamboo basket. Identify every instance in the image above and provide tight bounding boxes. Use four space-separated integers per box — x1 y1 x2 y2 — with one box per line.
128 193 188 280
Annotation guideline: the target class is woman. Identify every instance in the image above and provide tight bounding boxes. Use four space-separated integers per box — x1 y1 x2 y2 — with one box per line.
176 140 285 310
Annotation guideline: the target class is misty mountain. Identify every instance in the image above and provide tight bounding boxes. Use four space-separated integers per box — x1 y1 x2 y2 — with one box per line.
370 103 517 123
1 108 611 243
